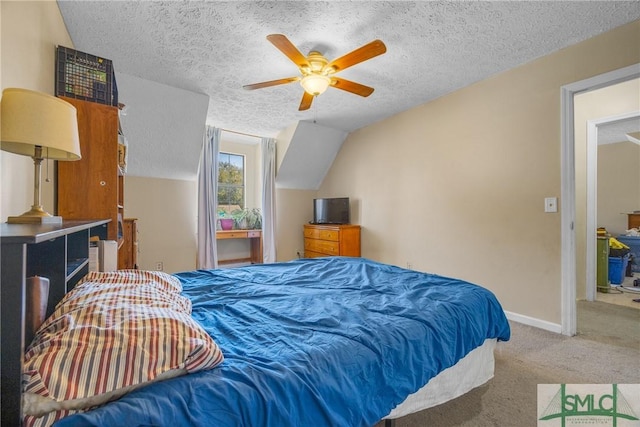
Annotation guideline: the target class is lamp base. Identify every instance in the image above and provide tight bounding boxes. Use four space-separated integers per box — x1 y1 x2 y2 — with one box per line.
7 215 63 225
7 206 63 225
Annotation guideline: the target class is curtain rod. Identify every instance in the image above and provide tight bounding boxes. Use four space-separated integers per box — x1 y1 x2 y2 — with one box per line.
221 128 265 139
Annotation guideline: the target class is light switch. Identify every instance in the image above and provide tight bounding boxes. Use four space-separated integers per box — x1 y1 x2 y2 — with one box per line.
544 197 558 213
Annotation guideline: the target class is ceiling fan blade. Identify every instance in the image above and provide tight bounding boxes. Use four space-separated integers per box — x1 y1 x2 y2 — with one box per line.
266 34 310 69
326 39 386 73
331 77 375 97
243 77 300 90
299 92 314 111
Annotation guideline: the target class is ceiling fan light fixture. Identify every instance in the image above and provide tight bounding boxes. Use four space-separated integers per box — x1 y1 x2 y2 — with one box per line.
300 74 331 96
244 35 387 110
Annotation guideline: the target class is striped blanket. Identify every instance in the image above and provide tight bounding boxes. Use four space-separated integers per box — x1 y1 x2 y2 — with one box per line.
22 270 224 427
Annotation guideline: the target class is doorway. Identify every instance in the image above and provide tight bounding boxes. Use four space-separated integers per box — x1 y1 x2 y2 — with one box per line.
560 63 640 336
585 109 640 302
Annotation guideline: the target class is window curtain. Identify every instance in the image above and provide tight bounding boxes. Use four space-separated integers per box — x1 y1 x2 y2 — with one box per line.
261 137 277 263
197 126 221 269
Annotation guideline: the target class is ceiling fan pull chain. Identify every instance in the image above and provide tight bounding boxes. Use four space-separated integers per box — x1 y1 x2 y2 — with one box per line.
314 97 318 124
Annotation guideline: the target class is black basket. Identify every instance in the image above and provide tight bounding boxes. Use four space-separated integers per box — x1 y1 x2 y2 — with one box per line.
609 247 630 258
55 46 117 106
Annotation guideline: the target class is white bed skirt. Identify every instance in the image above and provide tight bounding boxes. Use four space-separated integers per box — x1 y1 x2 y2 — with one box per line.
385 338 497 419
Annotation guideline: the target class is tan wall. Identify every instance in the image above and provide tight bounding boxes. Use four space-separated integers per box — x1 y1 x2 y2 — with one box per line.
0 1 74 221
574 79 640 299
124 176 197 273
275 188 316 261
314 20 640 325
126 139 262 270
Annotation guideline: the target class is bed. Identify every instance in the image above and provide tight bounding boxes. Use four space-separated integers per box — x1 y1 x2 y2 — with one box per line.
22 256 510 427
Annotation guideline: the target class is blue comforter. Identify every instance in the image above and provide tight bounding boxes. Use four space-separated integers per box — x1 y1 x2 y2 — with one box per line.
55 257 510 427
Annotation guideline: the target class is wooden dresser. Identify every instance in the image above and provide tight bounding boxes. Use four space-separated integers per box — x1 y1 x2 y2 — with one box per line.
303 224 361 258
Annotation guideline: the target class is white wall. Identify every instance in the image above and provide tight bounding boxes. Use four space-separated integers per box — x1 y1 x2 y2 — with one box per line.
116 72 209 181
275 121 347 190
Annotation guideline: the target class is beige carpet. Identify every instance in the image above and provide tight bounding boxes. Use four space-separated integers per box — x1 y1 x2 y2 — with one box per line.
375 304 639 427
596 273 640 309
576 300 639 348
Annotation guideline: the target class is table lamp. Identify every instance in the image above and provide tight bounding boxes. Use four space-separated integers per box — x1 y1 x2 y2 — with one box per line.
1 88 81 224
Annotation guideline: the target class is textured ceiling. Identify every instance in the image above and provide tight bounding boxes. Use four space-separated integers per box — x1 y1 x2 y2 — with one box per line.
598 115 640 145
57 1 640 138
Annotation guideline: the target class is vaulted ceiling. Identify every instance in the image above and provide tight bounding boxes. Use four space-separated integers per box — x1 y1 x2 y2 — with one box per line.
57 1 640 138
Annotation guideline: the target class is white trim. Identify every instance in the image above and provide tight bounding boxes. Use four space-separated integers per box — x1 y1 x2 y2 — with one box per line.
560 86 577 336
504 311 562 334
560 63 640 336
585 110 640 302
586 120 598 301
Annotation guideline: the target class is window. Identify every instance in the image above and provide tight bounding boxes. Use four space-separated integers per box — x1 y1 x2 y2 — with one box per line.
218 152 244 213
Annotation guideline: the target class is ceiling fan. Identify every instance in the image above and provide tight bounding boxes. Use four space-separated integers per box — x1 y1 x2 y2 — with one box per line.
243 34 387 111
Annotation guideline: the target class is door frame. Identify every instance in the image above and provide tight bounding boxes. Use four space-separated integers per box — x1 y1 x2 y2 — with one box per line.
585 110 640 301
560 63 640 336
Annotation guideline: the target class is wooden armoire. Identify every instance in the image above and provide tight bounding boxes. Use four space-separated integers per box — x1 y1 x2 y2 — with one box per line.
57 97 135 268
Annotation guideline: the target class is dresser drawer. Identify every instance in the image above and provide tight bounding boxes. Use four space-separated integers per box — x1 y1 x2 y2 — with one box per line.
304 238 339 255
247 230 261 238
220 231 248 239
304 228 339 241
303 249 327 258
302 224 360 259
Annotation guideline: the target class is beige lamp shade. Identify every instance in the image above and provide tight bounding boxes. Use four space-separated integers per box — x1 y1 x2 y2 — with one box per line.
1 88 81 224
1 88 81 160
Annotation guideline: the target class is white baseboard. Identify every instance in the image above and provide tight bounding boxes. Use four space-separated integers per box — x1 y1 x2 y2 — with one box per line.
504 310 562 334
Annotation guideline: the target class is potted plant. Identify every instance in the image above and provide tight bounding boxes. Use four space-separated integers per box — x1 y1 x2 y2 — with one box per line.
218 209 234 230
231 208 262 230
246 208 262 230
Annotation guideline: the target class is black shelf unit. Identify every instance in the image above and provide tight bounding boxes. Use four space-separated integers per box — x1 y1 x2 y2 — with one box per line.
1 219 110 426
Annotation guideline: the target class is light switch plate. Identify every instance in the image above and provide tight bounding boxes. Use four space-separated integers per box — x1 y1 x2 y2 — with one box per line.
544 197 558 213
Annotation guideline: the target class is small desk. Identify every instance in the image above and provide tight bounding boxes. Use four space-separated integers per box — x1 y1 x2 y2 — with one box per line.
216 229 262 265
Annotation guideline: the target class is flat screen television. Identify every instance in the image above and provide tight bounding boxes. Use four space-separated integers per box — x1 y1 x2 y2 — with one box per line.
313 197 350 224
